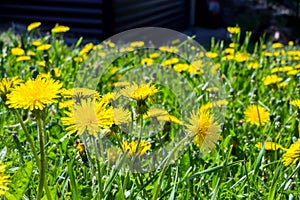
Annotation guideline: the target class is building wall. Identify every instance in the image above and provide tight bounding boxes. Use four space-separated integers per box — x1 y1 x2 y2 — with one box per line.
0 0 190 41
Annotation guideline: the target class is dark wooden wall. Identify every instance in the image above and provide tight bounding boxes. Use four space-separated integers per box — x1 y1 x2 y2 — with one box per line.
0 0 190 41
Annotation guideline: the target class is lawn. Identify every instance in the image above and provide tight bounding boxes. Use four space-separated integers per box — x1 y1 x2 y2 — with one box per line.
0 22 299 199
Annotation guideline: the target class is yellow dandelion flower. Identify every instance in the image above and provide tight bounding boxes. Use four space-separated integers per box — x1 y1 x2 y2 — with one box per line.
244 105 269 126
93 44 103 50
62 101 99 136
97 52 106 57
229 43 238 48
62 88 100 102
255 141 287 151
287 70 298 75
247 62 260 69
282 139 300 166
27 22 41 31
149 52 160 59
89 100 113 130
36 61 46 67
271 67 281 73
37 44 51 51
102 92 119 103
288 41 294 46
51 25 70 33
104 40 115 48
206 87 219 92
114 81 131 88
79 43 94 56
159 46 179 53
74 57 83 62
120 82 159 101
120 47 134 52
291 100 300 109
227 26 240 34
121 140 151 156
200 100 228 113
295 64 300 69
59 99 73 109
166 114 182 124
262 75 283 86
171 39 180 45
278 82 288 88
61 100 114 136
273 51 281 57
141 58 154 66
130 41 144 47
224 48 234 54
110 67 119 75
32 40 42 46
27 51 36 56
0 162 10 196
144 108 182 124
144 108 168 118
161 58 179 67
234 52 249 62
112 107 131 125
173 63 189 72
211 63 221 74
200 102 213 113
11 47 25 56
188 60 203 75
262 51 273 57
281 66 294 72
191 45 197 50
103 40 116 48
199 52 205 57
16 56 30 62
222 54 234 61
0 77 23 101
272 43 284 49
6 75 62 110
188 64 202 75
205 51 218 58
191 60 203 68
186 110 220 152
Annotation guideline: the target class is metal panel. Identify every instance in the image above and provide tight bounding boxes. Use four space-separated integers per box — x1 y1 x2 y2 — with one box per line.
113 0 190 33
0 0 104 39
0 0 190 41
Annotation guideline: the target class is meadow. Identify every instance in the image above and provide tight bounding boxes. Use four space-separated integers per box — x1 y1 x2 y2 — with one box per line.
0 23 299 199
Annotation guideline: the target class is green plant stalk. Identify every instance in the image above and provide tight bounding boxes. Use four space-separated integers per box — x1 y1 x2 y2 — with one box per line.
137 173 149 198
14 109 40 169
211 145 233 200
36 117 52 200
92 138 103 199
37 118 45 200
152 135 191 200
135 112 150 198
41 117 52 200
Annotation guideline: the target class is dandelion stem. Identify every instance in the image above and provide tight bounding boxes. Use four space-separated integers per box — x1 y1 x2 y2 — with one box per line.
92 138 103 199
13 109 40 169
37 118 46 200
41 117 52 200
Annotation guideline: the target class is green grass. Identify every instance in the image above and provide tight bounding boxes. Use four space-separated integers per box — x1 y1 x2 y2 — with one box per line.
0 24 299 199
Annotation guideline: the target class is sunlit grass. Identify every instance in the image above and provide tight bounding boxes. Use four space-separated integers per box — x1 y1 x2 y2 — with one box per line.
0 23 299 199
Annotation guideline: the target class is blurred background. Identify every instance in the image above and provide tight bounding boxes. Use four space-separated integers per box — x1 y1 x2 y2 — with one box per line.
1 0 300 46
